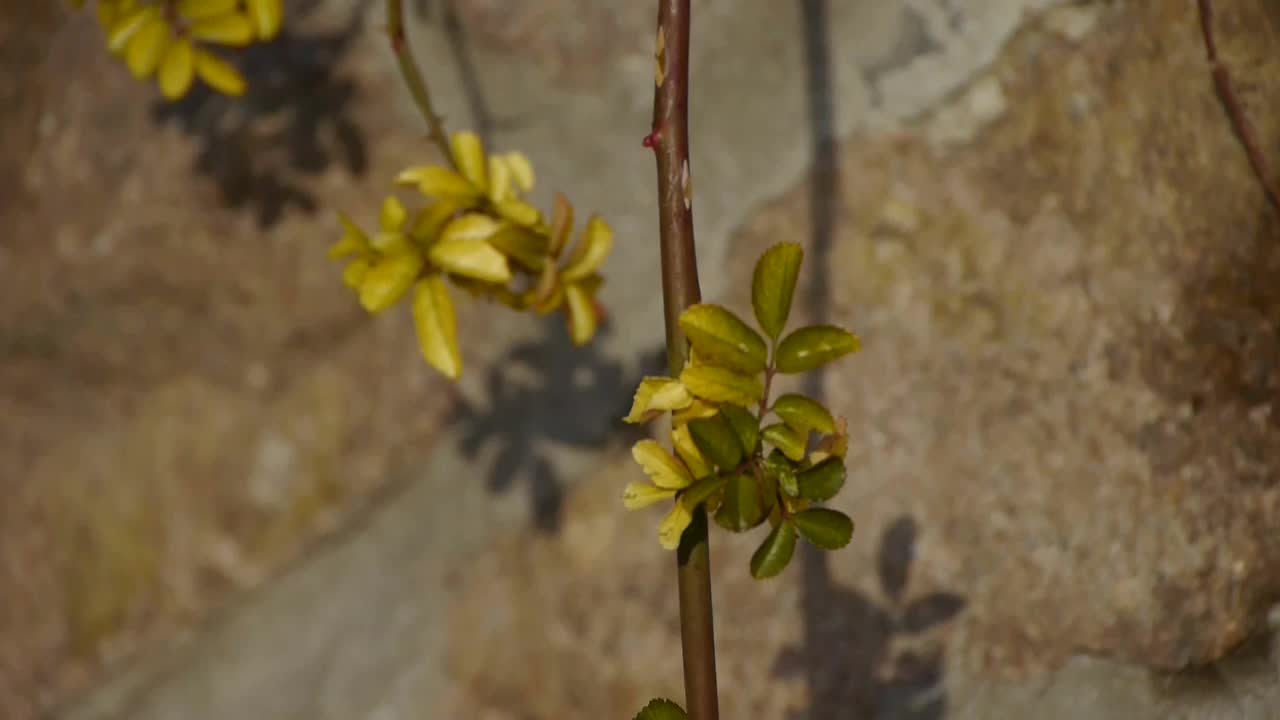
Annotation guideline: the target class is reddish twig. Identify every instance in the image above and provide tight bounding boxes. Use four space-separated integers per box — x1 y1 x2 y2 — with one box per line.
645 1 720 718
1198 0 1280 212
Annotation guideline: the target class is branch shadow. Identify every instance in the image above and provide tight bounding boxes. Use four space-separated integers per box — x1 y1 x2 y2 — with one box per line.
779 2 967 717
447 318 666 533
149 0 371 228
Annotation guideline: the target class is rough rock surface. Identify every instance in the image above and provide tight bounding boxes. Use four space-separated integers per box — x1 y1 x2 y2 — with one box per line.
5 0 1280 719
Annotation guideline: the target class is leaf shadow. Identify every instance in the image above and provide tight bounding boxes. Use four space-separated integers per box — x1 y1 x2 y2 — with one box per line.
776 516 966 719
148 0 371 228
448 317 666 533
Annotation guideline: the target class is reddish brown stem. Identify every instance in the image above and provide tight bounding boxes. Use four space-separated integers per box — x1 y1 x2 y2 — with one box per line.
1197 0 1280 212
386 0 455 166
648 1 719 718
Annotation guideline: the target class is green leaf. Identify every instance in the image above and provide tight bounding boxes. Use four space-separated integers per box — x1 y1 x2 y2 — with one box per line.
486 223 549 272
634 698 689 720
719 404 761 456
775 325 861 374
772 393 836 435
793 508 854 550
687 414 744 470
762 423 806 462
764 449 799 497
750 519 797 579
679 365 763 407
796 457 846 502
714 472 765 532
679 303 768 374
751 241 804 339
681 474 728 510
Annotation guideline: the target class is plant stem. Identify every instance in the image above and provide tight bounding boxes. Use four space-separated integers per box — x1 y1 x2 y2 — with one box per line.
386 0 455 166
646 1 719 718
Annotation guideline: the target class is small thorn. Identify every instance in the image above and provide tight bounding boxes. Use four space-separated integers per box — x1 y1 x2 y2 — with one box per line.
642 130 660 148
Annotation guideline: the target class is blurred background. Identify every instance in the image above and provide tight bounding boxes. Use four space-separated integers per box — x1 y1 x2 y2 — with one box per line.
3 1 1280 718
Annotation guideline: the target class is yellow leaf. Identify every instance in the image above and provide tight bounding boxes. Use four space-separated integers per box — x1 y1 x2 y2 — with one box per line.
370 231 415 256
672 398 719 426
450 131 488 194
486 224 549 272
176 0 238 21
341 258 371 289
408 201 459 246
672 424 713 479
631 440 693 490
657 501 693 550
439 213 500 243
107 4 158 53
396 165 480 202
428 238 511 284
194 49 246 96
379 195 407 232
359 252 424 313
190 12 255 47
560 215 612 282
564 283 596 346
624 377 693 423
501 152 535 192
245 0 284 40
679 365 763 407
124 16 170 79
412 274 462 379
622 482 676 510
158 38 195 100
493 199 541 228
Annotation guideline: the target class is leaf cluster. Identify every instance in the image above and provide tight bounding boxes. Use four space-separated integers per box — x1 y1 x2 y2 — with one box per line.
330 131 612 379
72 0 283 99
623 243 860 578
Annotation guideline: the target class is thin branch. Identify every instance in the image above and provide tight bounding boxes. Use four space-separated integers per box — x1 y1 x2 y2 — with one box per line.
386 0 455 166
646 1 719 718
1197 0 1280 212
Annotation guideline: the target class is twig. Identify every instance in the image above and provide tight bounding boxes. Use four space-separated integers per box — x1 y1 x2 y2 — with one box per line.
1198 0 1280 212
645 1 719 718
386 0 456 166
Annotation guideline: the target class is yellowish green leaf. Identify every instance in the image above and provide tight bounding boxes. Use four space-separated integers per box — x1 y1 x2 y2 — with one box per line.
370 231 415 256
177 0 238 21
678 303 768 374
194 49 246 96
358 252 424 313
624 377 693 424
190 12 254 46
547 192 573 259
631 439 693 490
564 283 597 346
633 698 689 720
107 5 158 53
493 199 541 228
245 0 283 40
657 501 693 551
797 458 845 502
622 481 676 510
487 224 549 272
560 215 612 282
719 404 760 457
762 423 806 462
429 239 511 283
125 16 170 78
450 131 488 193
751 242 803 339
341 257 370 290
687 414 744 471
412 274 461 379
679 365 763 407
775 325 861 374
680 474 727 511
397 165 481 202
750 520 797 579
671 424 712 479
793 508 854 550
672 398 719 426
714 472 764 532
407 201 457 246
772 393 836 435
380 195 407 232
439 213 500 243
157 37 195 99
